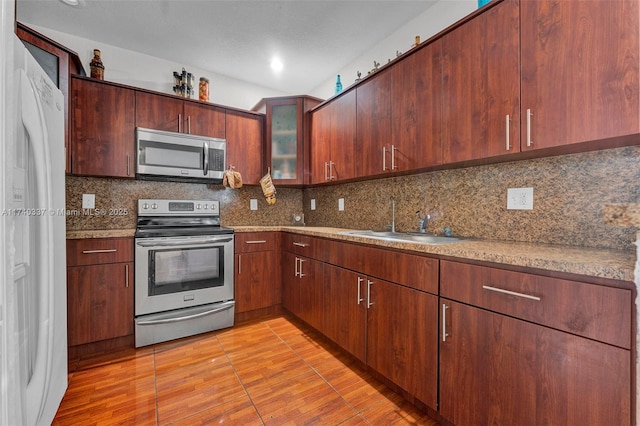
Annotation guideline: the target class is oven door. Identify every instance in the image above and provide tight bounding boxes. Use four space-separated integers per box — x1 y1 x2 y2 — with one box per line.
135 234 234 316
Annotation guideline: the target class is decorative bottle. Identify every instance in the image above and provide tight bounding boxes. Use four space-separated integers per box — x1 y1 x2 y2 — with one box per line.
335 75 343 95
89 49 105 80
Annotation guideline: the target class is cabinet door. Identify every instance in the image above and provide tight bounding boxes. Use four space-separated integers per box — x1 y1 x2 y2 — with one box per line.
367 279 438 408
323 264 367 362
329 90 357 182
356 70 392 177
226 110 264 185
282 252 301 317
297 256 324 332
310 103 333 184
440 300 631 425
267 98 303 183
392 40 443 170
71 78 135 178
183 102 226 138
135 91 184 132
235 251 279 313
442 0 520 163
520 0 639 150
67 262 134 346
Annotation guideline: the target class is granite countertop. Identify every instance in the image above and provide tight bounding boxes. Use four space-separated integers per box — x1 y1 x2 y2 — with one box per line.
65 221 637 283
232 225 637 283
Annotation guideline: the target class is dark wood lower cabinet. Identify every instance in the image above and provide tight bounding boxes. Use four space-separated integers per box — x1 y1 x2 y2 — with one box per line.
67 262 134 346
282 251 324 332
367 279 438 409
439 300 631 425
235 250 279 313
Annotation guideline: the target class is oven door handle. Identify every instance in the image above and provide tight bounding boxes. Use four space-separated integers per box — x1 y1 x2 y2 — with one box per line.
136 301 235 326
136 236 233 247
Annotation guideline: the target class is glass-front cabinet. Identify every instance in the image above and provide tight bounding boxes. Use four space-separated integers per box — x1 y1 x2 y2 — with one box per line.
263 96 323 185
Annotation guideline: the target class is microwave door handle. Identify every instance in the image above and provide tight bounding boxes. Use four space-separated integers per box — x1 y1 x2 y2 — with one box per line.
203 141 209 175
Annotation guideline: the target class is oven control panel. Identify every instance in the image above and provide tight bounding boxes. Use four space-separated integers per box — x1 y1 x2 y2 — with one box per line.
138 199 220 216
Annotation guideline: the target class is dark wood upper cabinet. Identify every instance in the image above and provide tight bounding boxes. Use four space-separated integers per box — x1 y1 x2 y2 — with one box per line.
70 76 135 178
391 39 443 170
520 0 640 150
442 0 521 163
135 92 185 133
310 91 357 184
261 96 322 185
356 69 392 177
17 22 85 173
183 102 226 139
225 110 264 185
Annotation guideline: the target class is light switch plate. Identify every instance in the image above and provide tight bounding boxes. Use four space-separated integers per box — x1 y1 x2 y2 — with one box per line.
82 194 95 209
338 198 345 211
310 199 316 210
507 187 533 210
250 199 258 211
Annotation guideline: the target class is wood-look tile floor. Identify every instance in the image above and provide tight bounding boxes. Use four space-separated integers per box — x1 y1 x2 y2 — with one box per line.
54 315 439 425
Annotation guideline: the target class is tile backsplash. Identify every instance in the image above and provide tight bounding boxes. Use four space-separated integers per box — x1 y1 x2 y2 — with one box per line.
66 146 639 251
303 146 640 251
65 177 304 230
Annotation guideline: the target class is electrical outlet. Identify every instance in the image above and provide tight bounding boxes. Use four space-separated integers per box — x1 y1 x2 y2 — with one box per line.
507 187 533 210
82 194 95 209
310 199 316 211
338 198 345 211
250 199 258 211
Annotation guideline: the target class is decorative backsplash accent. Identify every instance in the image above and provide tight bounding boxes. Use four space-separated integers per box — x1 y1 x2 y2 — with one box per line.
303 146 640 251
66 146 639 251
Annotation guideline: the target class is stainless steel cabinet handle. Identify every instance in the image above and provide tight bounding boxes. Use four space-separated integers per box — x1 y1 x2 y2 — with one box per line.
357 277 364 305
293 242 309 247
324 161 329 181
526 108 533 147
505 114 511 151
382 146 387 171
238 254 242 274
178 113 182 133
329 161 335 181
482 285 541 301
391 145 397 170
442 304 449 342
125 264 129 288
82 249 117 254
294 257 299 277
367 279 373 308
298 258 305 278
245 240 267 244
187 116 191 134
126 154 130 176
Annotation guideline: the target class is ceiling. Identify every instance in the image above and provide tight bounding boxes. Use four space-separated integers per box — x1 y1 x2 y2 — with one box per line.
17 0 439 95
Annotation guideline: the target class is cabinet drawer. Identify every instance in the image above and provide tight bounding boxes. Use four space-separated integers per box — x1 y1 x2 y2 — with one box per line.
67 237 133 266
324 239 439 294
235 232 279 253
440 260 632 348
282 232 325 259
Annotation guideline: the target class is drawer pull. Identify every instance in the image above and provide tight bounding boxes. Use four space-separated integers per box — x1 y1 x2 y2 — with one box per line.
482 285 541 301
125 264 129 288
245 240 267 244
293 242 309 247
82 249 117 254
442 304 449 342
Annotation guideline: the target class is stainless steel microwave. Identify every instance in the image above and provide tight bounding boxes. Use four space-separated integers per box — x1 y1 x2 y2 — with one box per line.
136 127 226 184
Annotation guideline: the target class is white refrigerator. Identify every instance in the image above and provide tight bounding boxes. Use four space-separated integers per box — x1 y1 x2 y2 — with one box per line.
1 27 68 426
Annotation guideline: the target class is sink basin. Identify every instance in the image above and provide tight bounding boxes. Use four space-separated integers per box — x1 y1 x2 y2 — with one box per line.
341 230 469 245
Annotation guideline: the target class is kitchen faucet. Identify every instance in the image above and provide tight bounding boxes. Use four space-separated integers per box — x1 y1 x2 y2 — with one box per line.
417 210 430 233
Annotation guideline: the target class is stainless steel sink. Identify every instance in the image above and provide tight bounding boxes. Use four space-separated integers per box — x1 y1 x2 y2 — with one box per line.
340 230 469 245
